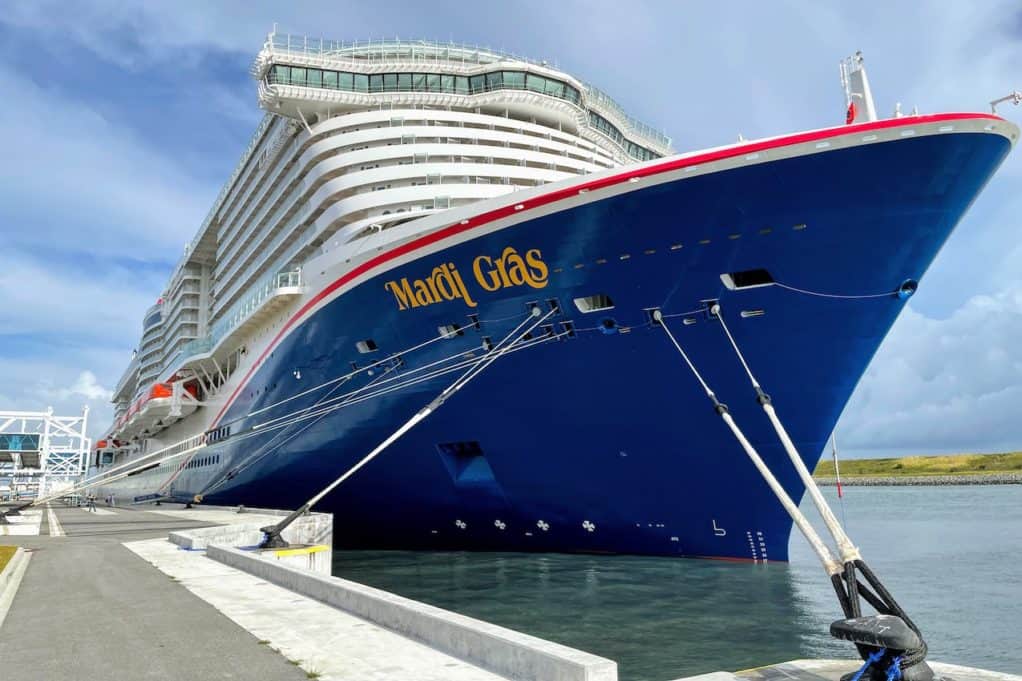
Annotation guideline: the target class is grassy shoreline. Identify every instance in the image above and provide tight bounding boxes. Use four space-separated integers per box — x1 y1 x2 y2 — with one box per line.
813 452 1022 478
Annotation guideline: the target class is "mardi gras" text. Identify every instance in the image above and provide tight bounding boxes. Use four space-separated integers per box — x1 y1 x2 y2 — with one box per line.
384 246 549 310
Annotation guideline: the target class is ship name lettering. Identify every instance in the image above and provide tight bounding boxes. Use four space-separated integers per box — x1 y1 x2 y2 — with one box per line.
473 247 549 292
384 263 477 310
384 247 548 311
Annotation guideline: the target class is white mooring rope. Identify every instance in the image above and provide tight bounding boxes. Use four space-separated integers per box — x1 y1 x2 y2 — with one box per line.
301 305 555 511
712 305 862 564
652 308 843 575
7 309 549 512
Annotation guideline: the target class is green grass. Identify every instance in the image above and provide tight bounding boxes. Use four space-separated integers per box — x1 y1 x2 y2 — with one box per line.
814 451 1022 478
0 545 16 572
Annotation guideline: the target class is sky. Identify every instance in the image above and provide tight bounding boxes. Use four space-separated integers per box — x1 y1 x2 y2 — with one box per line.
0 1 1019 457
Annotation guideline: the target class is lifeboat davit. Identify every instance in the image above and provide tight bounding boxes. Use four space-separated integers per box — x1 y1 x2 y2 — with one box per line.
111 381 200 438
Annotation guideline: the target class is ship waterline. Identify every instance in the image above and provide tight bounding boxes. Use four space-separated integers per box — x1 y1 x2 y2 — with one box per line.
93 33 1017 560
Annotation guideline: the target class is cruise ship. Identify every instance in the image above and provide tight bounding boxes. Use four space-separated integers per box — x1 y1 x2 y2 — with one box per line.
93 33 1016 560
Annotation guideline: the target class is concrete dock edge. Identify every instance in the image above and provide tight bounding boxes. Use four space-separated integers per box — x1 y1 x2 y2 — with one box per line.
208 544 618 681
167 506 333 550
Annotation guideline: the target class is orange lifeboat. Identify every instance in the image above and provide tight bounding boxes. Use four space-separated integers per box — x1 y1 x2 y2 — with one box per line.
113 380 200 439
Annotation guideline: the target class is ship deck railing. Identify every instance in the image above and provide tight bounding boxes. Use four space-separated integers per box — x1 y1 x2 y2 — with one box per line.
162 269 305 381
258 32 672 152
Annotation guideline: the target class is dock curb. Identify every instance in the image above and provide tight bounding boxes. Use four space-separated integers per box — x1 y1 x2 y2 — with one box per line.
0 547 31 628
168 507 332 550
208 544 617 681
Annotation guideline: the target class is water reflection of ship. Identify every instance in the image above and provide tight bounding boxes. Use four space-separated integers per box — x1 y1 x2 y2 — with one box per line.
333 550 832 680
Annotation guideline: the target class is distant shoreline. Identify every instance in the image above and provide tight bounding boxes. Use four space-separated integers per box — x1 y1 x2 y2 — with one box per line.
815 473 1022 486
812 451 1022 484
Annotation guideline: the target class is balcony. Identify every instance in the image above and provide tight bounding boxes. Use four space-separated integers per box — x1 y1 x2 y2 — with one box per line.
173 268 305 371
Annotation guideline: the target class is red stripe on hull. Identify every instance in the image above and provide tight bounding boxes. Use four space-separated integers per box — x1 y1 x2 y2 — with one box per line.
210 112 1003 426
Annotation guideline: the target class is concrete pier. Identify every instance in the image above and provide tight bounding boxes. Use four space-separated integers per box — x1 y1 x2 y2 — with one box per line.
0 503 314 680
0 502 614 680
1 502 1018 681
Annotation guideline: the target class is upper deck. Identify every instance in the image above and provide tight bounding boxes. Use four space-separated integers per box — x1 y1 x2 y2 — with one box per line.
252 33 673 162
106 29 679 439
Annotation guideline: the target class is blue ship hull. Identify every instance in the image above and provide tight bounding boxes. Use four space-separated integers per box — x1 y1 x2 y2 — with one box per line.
138 124 1011 561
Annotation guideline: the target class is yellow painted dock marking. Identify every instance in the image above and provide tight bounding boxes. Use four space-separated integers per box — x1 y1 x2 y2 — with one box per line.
274 545 328 557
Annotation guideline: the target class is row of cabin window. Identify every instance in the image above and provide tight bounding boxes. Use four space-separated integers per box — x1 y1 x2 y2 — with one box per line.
268 65 582 105
267 64 661 162
188 453 221 469
207 426 230 443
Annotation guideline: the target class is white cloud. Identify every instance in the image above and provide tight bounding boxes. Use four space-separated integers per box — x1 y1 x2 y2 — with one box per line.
49 371 113 402
1 2 262 67
0 1 375 68
840 283 1022 456
1 0 1021 454
0 247 160 437
0 248 164 343
0 355 120 437
0 65 213 261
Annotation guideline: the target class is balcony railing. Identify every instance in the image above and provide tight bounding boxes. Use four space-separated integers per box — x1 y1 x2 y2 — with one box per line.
167 114 277 282
266 33 552 70
583 85 672 149
260 32 673 153
175 268 304 364
177 335 214 359
214 209 315 316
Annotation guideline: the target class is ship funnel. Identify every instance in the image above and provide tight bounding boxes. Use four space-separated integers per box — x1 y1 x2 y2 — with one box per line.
840 52 878 124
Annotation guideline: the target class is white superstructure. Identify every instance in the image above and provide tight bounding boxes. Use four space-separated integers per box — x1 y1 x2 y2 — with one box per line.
107 31 672 446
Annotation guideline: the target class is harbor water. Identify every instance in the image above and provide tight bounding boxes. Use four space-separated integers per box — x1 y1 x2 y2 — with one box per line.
333 485 1022 681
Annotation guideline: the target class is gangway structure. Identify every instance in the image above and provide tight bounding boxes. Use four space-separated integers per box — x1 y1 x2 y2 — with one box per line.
0 407 90 501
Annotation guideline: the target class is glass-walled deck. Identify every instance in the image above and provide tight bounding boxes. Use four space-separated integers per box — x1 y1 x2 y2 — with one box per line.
266 64 662 162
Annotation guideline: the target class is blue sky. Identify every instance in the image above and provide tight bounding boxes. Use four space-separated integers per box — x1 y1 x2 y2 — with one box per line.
1 1 1020 457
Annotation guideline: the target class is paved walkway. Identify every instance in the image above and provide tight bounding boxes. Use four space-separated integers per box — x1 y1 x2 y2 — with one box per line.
0 503 308 680
126 536 507 681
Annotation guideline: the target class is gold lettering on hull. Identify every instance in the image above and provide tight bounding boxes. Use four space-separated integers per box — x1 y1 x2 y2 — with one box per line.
385 247 549 310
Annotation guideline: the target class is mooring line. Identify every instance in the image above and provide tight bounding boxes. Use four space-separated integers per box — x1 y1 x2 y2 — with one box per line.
256 306 555 548
651 308 842 575
197 362 403 499
711 304 861 563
